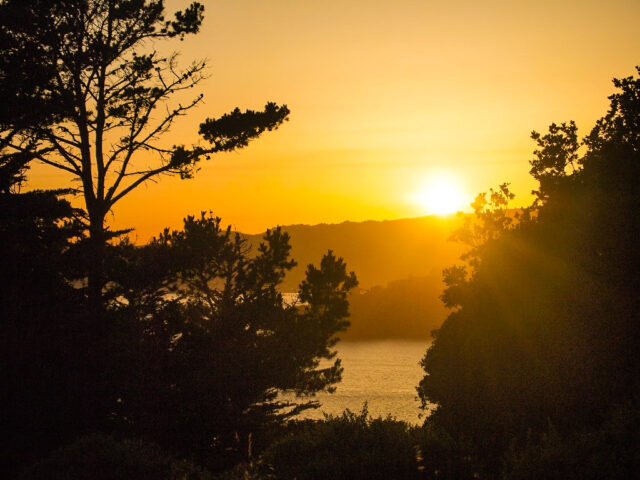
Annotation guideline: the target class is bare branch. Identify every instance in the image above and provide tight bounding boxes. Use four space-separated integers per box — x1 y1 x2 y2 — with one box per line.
8 141 80 176
105 92 205 203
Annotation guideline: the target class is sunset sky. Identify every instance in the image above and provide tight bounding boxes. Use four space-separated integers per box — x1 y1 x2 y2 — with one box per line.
27 0 640 240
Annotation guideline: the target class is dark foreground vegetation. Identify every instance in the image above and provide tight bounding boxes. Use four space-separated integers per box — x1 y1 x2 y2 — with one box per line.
1 0 639 478
416 66 640 477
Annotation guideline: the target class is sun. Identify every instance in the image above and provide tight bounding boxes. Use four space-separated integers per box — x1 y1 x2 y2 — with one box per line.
412 175 468 215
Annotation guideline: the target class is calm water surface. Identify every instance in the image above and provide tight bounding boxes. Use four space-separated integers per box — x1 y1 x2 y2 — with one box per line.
294 340 430 425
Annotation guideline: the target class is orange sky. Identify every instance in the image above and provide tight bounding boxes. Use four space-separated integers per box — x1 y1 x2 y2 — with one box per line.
27 0 640 240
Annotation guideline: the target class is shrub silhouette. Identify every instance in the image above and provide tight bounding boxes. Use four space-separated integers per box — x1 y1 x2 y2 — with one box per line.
21 434 212 480
259 405 422 480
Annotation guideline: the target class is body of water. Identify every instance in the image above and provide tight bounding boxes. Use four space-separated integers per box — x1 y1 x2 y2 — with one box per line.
289 340 430 425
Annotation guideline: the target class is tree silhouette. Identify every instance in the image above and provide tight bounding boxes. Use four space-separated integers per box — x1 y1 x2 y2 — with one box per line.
0 0 289 308
0 141 90 473
418 67 640 475
103 214 357 469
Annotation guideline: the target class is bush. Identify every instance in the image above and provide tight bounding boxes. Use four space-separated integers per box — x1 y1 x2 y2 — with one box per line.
255 405 421 480
416 422 478 479
502 402 640 480
21 433 212 480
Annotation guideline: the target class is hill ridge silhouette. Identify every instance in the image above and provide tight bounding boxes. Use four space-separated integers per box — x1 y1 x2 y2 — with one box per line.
241 214 468 340
242 213 468 291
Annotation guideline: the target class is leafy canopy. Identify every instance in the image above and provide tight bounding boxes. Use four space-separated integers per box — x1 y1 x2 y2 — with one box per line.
418 66 640 474
104 214 358 465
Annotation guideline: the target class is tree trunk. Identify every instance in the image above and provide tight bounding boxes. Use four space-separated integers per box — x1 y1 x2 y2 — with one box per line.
87 208 106 320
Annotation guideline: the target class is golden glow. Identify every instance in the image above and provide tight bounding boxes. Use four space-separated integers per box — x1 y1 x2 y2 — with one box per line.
25 0 640 239
412 175 468 215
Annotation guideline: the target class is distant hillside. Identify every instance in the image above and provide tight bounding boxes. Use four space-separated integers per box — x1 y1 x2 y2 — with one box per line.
243 214 467 291
344 273 448 341
243 215 467 340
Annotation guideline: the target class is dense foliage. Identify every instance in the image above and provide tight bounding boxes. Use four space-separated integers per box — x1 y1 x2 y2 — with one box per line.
0 189 358 474
418 67 640 474
501 400 640 480
21 434 213 480
104 215 357 469
0 197 89 473
252 407 423 480
0 141 91 472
